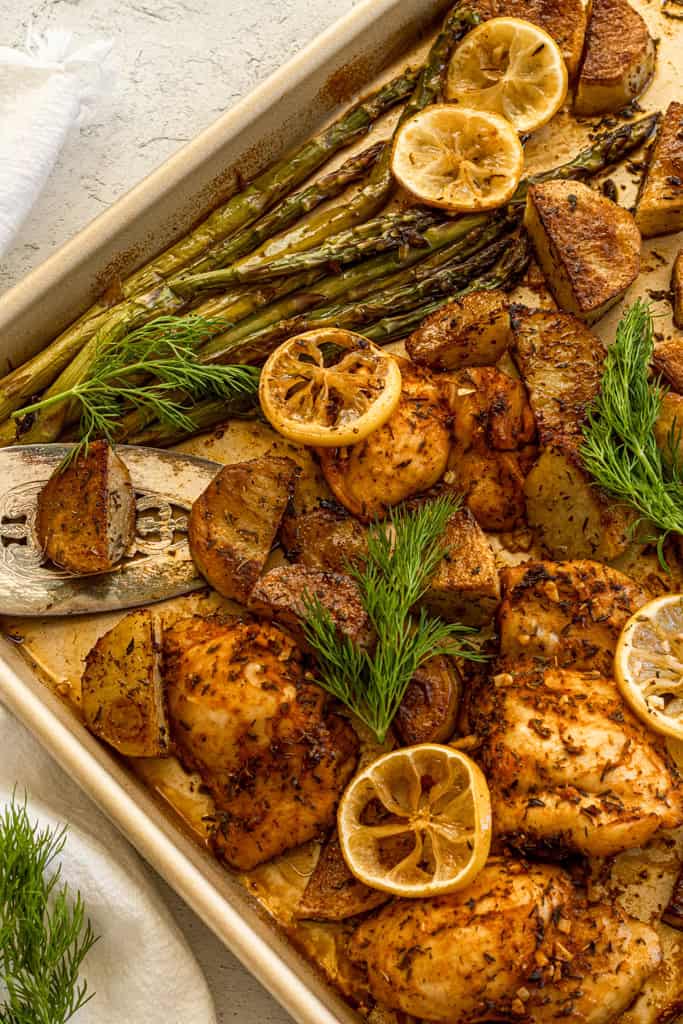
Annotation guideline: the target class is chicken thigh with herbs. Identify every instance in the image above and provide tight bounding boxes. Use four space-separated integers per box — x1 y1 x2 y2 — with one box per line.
164 616 358 870
349 858 661 1024
316 359 451 521
470 666 683 857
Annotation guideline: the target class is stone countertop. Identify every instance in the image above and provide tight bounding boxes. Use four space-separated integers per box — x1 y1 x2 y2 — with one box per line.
0 1 358 1020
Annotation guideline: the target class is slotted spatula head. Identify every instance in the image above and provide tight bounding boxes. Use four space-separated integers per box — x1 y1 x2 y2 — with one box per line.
0 445 223 616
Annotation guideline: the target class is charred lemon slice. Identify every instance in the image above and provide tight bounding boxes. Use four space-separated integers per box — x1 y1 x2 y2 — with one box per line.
259 328 402 447
446 18 568 134
615 595 683 742
337 744 492 897
390 104 523 213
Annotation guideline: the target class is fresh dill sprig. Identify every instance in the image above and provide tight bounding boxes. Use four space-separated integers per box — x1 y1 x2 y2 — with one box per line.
580 300 683 564
302 495 485 742
0 795 98 1024
13 315 260 461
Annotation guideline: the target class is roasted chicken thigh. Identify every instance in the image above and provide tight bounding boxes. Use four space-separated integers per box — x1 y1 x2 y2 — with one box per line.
471 666 683 857
316 360 451 521
349 859 661 1024
164 616 358 870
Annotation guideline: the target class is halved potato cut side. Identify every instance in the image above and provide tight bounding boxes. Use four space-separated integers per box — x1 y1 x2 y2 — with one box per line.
82 608 169 758
635 103 683 239
574 0 655 116
524 180 641 323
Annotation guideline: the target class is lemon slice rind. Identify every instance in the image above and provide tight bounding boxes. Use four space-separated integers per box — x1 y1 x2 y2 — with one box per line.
445 17 568 134
337 743 492 898
259 328 402 447
615 594 683 742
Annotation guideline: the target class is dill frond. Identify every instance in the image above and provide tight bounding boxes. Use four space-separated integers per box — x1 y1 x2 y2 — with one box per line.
13 315 260 462
580 300 683 563
302 495 485 742
0 795 98 1024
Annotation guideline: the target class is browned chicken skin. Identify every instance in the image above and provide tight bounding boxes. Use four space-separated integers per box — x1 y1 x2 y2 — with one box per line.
471 667 683 858
164 616 358 870
498 559 649 674
316 360 451 521
349 859 661 1023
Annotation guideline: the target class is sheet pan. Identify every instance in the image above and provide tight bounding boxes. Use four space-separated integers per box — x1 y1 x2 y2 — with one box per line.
1 0 682 1020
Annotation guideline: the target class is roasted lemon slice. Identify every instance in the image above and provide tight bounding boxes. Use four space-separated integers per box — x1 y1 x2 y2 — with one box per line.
259 328 402 447
337 744 492 897
615 595 683 742
446 18 568 134
390 104 523 213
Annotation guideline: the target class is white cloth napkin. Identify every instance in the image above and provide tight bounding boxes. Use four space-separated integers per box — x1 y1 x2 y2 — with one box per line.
0 27 113 257
0 702 217 1024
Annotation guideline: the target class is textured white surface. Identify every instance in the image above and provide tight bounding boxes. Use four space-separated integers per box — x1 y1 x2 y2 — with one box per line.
0 705 217 1024
0 1 360 1020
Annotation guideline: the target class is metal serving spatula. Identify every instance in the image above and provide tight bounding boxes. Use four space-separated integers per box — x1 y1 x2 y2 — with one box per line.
0 445 223 617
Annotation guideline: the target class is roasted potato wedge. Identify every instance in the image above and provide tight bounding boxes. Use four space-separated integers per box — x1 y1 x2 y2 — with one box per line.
283 503 368 572
467 0 591 79
673 250 683 329
247 564 374 649
510 306 605 444
82 609 169 758
36 440 135 575
574 0 655 115
420 507 500 625
394 656 461 746
524 439 637 560
498 559 649 674
524 180 641 323
405 290 511 370
296 830 390 922
635 103 683 239
654 391 683 471
188 455 298 602
653 335 683 393
289 499 498 624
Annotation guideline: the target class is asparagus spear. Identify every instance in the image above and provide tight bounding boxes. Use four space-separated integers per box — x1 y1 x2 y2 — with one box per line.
365 231 531 342
217 234 511 366
176 207 444 292
212 5 479 275
111 216 507 442
0 284 187 426
515 112 659 200
113 393 259 447
127 236 530 449
119 69 420 300
196 213 496 361
180 142 385 278
3 270 320 446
